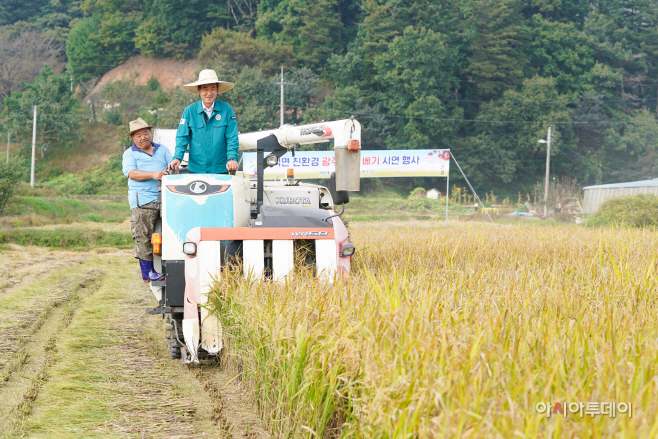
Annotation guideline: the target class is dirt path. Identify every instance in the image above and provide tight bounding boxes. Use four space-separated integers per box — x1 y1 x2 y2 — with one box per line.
0 246 270 439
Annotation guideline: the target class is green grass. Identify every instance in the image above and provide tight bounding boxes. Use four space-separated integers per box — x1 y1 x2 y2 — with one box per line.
349 196 448 213
1 196 129 228
345 196 518 223
0 228 132 249
40 153 126 196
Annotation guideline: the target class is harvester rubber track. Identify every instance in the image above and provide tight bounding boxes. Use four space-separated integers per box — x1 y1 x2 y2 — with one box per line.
164 315 184 359
165 314 217 361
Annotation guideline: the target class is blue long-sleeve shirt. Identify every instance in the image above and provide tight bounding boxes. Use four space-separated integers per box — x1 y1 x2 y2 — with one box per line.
175 100 239 174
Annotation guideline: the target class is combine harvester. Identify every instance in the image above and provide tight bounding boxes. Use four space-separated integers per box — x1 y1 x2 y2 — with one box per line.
145 119 361 363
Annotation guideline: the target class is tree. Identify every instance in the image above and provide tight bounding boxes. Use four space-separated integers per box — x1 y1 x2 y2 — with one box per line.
465 0 528 101
0 4 8 26
158 87 197 128
302 86 392 150
278 67 320 125
357 0 464 87
256 0 344 70
523 15 595 94
0 25 63 99
198 28 293 75
602 109 658 180
401 96 464 150
373 26 462 149
137 0 220 58
0 162 20 214
222 67 279 132
0 0 49 25
66 16 132 82
225 0 259 33
4 67 81 160
31 0 83 35
374 26 458 113
615 0 658 110
133 18 165 57
520 0 590 27
459 76 574 189
100 79 169 128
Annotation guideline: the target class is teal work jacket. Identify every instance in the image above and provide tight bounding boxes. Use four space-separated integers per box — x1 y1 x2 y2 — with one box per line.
174 100 239 174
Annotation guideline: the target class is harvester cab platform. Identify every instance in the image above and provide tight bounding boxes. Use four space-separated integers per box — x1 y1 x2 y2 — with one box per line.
147 119 361 363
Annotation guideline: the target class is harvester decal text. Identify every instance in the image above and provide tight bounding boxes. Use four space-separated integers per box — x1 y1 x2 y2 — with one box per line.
291 231 329 237
276 197 311 205
299 126 332 137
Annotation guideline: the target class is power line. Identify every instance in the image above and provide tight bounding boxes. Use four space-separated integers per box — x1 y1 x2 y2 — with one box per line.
15 104 658 126
291 106 658 125
219 81 654 104
558 143 653 179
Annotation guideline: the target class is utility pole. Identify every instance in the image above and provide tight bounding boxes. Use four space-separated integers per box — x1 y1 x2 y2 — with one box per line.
538 128 552 218
271 67 296 127
31 105 37 187
6 131 9 165
280 67 284 127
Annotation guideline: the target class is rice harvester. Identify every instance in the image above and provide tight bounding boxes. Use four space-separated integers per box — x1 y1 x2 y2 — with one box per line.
144 118 361 363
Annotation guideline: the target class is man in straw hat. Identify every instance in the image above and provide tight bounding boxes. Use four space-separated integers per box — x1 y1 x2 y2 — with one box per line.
167 69 239 174
122 118 172 282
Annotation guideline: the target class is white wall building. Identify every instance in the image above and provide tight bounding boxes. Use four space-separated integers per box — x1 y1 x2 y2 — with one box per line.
427 188 440 199
582 179 658 214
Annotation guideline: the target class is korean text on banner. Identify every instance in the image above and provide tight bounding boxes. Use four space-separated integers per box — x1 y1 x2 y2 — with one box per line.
242 149 450 179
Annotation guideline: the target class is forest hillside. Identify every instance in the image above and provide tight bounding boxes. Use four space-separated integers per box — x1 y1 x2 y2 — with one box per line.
2 0 658 195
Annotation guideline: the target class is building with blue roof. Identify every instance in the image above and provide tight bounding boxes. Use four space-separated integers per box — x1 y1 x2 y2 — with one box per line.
582 179 658 213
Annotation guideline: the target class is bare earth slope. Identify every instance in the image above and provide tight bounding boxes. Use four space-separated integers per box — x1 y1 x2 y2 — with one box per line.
92 55 199 94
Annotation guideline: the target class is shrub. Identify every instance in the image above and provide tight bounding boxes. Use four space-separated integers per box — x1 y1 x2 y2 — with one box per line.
588 194 658 228
408 187 427 199
146 75 161 91
42 154 125 195
0 163 21 214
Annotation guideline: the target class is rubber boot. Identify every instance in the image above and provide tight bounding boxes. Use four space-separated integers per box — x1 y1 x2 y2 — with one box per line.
139 259 166 283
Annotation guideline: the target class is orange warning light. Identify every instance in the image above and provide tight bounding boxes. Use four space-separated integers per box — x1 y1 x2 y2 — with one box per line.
151 233 162 255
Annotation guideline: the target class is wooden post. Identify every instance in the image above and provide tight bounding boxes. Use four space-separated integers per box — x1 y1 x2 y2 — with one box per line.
31 105 37 187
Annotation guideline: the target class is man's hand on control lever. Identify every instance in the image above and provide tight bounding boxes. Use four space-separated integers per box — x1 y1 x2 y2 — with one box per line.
167 159 181 173
153 170 169 180
226 160 238 172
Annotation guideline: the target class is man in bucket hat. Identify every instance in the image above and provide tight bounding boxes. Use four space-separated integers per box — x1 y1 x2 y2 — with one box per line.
167 69 239 174
122 118 172 282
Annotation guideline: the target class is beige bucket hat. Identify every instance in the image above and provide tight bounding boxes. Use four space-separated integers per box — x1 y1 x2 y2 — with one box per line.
127 118 154 137
183 69 234 94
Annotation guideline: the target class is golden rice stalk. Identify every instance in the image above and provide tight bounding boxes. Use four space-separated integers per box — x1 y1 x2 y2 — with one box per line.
211 225 658 438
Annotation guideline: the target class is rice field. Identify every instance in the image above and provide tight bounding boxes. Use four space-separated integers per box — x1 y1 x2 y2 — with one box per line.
211 224 658 438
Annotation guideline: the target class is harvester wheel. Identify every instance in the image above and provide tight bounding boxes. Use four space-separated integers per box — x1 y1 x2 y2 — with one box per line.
165 315 184 360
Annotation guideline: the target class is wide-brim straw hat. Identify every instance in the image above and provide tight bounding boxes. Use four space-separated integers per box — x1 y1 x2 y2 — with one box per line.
127 118 154 137
183 69 234 94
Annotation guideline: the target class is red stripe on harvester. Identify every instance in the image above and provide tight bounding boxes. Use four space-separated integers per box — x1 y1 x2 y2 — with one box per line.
200 227 334 241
